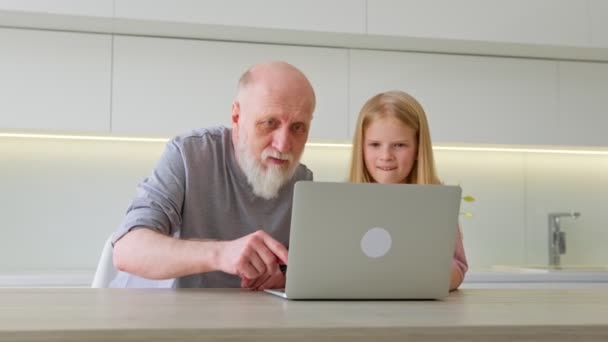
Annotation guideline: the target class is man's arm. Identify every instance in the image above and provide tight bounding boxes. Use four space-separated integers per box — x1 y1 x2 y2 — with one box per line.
113 229 219 279
113 228 288 280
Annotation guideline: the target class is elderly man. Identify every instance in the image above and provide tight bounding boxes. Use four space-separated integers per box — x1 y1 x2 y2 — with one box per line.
111 61 316 289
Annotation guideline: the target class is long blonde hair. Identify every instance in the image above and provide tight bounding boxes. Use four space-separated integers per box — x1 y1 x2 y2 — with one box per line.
348 90 440 185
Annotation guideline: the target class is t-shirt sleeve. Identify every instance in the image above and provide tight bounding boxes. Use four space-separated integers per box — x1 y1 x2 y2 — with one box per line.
112 139 186 245
452 226 469 277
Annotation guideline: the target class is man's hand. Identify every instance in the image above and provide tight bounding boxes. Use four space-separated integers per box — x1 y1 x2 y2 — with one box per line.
241 267 285 291
217 230 288 282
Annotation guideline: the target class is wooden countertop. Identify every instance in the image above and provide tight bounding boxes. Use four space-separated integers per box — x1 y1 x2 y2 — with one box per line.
1 288 607 341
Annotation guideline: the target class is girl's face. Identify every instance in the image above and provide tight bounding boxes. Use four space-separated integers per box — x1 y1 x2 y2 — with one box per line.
363 116 418 184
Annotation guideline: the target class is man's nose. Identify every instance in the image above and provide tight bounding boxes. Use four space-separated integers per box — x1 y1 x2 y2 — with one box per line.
272 127 292 153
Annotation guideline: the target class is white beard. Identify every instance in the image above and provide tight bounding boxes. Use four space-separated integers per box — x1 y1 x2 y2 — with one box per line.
237 142 298 200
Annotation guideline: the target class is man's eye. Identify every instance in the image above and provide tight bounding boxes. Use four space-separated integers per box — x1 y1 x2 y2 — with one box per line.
259 119 278 129
292 123 307 134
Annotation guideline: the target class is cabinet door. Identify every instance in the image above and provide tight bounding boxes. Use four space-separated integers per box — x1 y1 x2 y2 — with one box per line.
349 49 558 145
367 0 588 47
0 0 112 17
114 0 365 34
0 28 111 133
112 36 349 141
558 62 608 146
591 0 608 47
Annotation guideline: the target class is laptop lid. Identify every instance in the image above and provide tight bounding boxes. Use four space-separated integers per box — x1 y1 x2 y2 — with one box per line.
278 181 462 300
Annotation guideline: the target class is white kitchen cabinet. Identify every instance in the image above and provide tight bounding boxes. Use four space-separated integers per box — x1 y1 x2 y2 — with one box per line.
114 0 365 34
0 28 111 133
111 36 349 141
557 61 608 146
591 0 608 47
349 49 559 145
0 0 112 17
367 0 588 47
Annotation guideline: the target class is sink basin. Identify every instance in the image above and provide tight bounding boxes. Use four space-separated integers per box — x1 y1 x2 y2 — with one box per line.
492 265 608 273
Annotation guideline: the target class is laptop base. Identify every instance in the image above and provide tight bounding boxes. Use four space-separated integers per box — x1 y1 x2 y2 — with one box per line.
264 288 288 299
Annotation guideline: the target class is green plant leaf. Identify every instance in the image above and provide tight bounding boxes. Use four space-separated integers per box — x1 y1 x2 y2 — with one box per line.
460 211 473 218
462 195 475 202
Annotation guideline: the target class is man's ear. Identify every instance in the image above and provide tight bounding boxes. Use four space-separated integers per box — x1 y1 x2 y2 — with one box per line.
231 101 240 125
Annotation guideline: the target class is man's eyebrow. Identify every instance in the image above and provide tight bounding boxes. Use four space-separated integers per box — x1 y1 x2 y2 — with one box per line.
256 115 276 121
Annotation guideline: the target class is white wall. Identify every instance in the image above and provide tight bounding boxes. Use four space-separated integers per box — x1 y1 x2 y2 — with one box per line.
1 137 607 277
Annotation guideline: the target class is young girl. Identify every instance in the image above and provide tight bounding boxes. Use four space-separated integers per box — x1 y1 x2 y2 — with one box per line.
348 90 468 291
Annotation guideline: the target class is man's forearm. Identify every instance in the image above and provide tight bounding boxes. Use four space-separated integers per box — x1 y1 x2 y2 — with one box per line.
113 228 222 279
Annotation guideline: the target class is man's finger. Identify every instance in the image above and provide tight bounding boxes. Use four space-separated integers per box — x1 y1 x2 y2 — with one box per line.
241 277 254 289
260 232 288 264
239 261 260 280
252 241 280 274
255 270 285 291
250 272 272 290
246 251 267 276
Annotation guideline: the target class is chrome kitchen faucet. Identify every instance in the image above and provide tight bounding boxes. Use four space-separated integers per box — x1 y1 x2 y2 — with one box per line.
548 212 581 268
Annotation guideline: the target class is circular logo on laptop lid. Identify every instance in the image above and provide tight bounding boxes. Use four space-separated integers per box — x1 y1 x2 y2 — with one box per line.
360 227 392 258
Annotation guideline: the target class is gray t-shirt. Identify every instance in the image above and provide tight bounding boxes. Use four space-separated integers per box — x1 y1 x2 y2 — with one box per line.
110 126 313 288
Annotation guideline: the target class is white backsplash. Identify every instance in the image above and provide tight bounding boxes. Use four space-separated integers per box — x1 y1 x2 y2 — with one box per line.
434 151 527 268
1 137 607 274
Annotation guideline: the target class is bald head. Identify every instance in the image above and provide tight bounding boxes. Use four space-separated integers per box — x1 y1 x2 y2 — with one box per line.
230 61 316 199
236 61 316 113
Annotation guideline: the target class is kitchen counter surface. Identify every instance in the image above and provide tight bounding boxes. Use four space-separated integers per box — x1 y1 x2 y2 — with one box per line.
1 288 607 341
465 267 608 283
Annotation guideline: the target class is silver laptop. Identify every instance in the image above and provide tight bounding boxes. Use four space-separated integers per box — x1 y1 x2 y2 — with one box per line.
265 181 462 300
